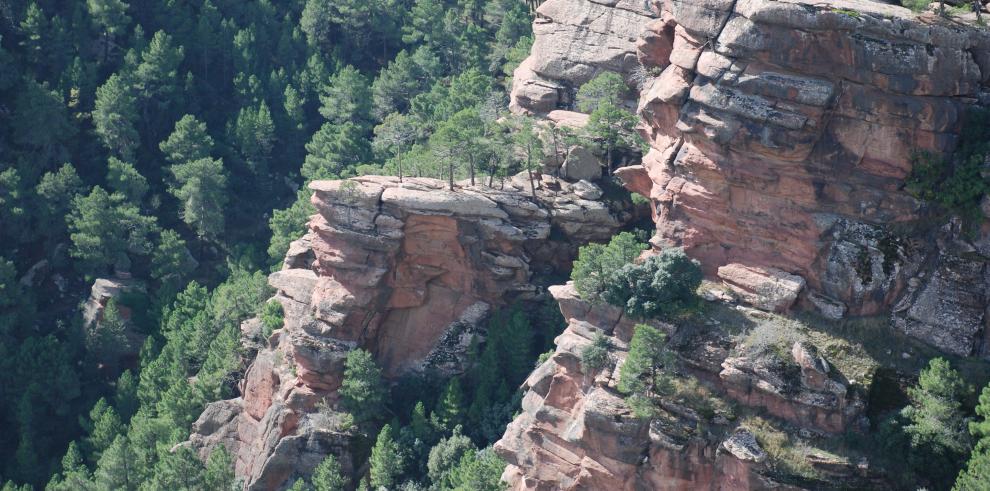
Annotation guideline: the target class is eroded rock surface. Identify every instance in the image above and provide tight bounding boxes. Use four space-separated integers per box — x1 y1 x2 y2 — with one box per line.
496 283 872 490
510 0 659 113
186 175 633 490
621 0 990 354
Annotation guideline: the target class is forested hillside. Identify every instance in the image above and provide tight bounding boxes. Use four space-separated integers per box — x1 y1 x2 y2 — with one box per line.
0 1 536 488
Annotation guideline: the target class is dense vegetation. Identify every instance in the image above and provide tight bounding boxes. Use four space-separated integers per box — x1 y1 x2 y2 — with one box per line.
0 0 548 488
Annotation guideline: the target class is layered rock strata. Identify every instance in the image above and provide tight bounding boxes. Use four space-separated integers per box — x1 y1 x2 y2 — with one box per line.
495 283 873 490
186 175 634 489
522 0 990 355
511 0 659 113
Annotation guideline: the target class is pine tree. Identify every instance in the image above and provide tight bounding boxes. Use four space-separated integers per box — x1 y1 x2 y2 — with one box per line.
93 74 140 161
369 424 403 490
576 72 637 174
319 66 372 128
427 426 475 488
115 370 139 422
168 157 228 241
203 447 237 491
35 163 85 235
106 158 148 204
955 384 990 489
134 31 185 108
160 115 213 166
302 122 372 181
151 229 197 289
19 3 49 70
512 117 545 198
339 349 386 423
87 0 131 63
618 324 674 399
434 378 465 431
93 436 137 491
68 186 157 275
311 454 347 491
48 441 93 491
146 446 205 490
903 358 972 485
83 399 123 463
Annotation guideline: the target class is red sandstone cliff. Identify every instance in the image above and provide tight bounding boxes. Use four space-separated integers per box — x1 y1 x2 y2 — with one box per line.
186 175 634 489
515 0 990 357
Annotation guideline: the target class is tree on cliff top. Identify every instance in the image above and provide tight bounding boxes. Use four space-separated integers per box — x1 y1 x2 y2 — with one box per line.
577 72 638 174
603 248 703 319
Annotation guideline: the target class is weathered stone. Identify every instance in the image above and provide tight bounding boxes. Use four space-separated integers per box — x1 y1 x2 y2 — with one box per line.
560 146 603 182
186 176 633 489
722 429 767 463
717 264 805 312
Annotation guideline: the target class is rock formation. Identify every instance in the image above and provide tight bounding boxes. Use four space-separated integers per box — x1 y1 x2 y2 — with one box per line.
510 0 659 113
496 283 876 490
497 0 990 489
515 0 990 356
186 175 635 489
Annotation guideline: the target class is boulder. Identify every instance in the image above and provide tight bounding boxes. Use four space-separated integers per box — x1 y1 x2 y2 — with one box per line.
560 146 603 182
717 264 805 313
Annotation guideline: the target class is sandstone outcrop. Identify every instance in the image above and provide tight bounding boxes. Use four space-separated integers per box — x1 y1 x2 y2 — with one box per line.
496 283 875 490
510 0 659 113
186 175 634 489
617 0 990 355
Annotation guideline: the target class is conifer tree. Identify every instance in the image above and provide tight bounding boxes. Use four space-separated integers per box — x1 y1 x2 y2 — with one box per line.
160 115 213 166
369 424 403 490
311 454 347 491
168 157 228 241
339 349 386 423
434 378 465 431
106 158 148 204
93 74 140 161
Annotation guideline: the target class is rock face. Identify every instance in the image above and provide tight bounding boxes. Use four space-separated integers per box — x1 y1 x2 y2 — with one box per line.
619 0 990 355
187 175 633 490
496 283 871 490
510 0 659 113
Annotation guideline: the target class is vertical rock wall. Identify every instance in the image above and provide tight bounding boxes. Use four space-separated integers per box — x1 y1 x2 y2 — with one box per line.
515 0 990 356
186 175 634 489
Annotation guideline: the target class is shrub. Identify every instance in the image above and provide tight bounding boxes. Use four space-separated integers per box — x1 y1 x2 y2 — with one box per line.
580 333 612 372
741 416 819 480
603 248 702 319
742 320 806 359
906 107 990 226
900 0 930 12
571 232 646 302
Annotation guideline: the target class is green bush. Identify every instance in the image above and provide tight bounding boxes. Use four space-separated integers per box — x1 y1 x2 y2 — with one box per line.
906 107 990 225
580 333 612 372
603 248 702 319
900 0 930 13
571 232 646 302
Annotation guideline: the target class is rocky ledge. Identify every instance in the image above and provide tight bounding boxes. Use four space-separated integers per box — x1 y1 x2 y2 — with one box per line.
515 0 990 355
495 283 879 490
184 174 634 489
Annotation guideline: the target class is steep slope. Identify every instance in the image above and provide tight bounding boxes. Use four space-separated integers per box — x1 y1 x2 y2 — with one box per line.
498 0 990 489
186 175 635 489
516 0 990 356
